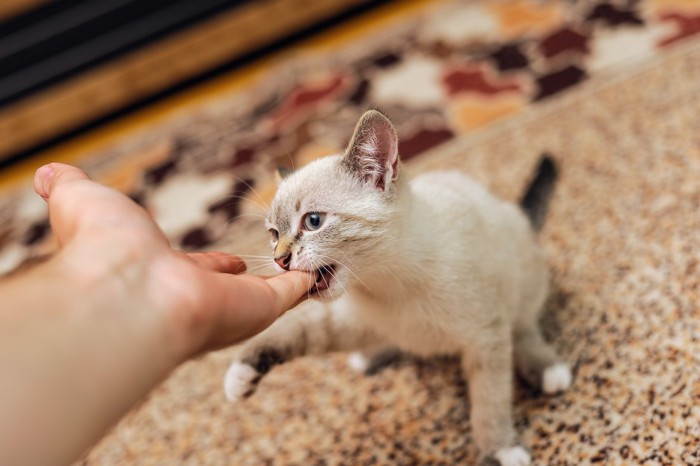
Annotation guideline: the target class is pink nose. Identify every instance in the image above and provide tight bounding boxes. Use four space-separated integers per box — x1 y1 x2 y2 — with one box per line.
274 252 291 270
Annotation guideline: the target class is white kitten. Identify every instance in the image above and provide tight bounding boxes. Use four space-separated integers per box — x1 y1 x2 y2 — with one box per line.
224 110 571 466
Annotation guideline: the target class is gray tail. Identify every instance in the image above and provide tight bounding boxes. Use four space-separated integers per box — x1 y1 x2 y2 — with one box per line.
520 154 558 231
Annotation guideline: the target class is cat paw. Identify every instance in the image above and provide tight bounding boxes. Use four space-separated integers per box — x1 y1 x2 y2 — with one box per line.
481 446 531 466
347 352 370 372
223 348 286 401
542 362 572 394
223 362 260 402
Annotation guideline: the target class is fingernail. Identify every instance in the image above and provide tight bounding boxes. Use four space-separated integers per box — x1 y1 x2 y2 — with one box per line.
35 165 54 199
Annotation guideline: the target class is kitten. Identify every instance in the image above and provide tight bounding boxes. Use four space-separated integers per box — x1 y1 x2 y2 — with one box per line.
224 110 571 466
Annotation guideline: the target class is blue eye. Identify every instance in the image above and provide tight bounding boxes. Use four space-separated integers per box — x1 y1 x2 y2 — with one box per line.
303 212 325 231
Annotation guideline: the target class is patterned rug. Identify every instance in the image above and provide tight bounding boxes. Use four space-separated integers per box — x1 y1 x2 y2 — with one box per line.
1 0 700 464
2 0 699 273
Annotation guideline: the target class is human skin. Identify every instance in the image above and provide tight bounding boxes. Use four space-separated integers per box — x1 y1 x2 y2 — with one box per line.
0 163 314 466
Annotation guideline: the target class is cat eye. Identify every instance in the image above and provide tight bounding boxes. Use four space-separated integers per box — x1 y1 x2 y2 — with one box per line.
269 228 279 243
303 212 325 231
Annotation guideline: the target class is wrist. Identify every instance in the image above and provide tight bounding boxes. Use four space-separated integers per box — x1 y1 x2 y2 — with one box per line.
0 251 183 466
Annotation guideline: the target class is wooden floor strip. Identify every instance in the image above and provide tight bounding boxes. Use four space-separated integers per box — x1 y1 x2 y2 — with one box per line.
0 0 48 21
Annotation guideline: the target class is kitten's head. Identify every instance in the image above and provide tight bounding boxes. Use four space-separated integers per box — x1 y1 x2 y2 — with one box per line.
267 110 403 299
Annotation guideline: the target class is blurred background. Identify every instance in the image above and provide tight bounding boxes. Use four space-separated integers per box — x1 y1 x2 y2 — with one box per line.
0 0 388 171
2 1 700 464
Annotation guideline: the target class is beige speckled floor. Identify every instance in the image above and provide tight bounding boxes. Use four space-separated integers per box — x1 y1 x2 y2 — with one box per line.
79 36 700 465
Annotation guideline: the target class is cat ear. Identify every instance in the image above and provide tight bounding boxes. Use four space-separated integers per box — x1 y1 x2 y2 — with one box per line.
342 110 399 191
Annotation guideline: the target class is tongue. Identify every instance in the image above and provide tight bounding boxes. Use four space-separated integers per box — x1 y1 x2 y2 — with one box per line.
314 267 332 291
315 280 330 292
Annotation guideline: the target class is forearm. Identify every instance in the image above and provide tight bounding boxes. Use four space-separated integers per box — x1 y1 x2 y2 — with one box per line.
0 162 315 465
0 257 182 466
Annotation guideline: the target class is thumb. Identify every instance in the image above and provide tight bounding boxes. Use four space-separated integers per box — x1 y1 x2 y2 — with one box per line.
32 163 167 248
34 163 91 200
33 163 93 246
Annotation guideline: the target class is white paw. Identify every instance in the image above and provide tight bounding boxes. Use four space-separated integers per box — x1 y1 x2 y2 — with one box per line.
494 446 531 466
543 362 572 394
223 362 258 402
347 352 370 372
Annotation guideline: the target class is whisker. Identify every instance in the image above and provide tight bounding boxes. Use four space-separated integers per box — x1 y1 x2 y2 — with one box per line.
232 258 271 264
218 194 269 215
315 256 350 300
244 263 277 275
329 263 349 297
224 213 268 226
240 263 273 272
282 147 297 172
224 211 267 220
305 267 312 302
316 252 370 292
241 261 272 269
307 257 320 302
309 257 331 304
232 176 270 213
231 254 272 259
230 258 273 266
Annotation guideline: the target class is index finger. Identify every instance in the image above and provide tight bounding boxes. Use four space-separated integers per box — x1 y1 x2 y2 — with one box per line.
264 271 317 314
203 271 315 349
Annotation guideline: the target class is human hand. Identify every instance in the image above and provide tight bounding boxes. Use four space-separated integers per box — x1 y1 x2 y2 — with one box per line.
33 163 315 359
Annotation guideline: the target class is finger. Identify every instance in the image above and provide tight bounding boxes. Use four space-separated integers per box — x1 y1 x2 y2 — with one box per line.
33 164 94 245
264 271 317 316
205 271 315 348
34 163 90 200
34 163 170 247
187 252 246 274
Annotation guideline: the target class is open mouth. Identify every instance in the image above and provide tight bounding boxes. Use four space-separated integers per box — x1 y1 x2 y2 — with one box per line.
311 264 336 294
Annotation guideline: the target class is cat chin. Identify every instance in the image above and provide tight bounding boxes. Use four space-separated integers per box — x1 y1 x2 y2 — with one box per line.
310 290 337 300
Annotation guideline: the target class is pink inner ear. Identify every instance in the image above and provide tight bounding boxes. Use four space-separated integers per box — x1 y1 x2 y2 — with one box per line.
345 111 399 190
390 146 399 181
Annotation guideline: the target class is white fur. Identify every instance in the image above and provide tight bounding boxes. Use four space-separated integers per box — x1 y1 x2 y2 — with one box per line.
223 362 258 402
303 169 549 362
226 111 566 462
543 363 572 394
347 352 370 372
494 446 531 466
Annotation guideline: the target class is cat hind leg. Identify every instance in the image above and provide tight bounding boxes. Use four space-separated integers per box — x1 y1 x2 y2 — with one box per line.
481 446 532 466
462 333 531 466
513 325 571 395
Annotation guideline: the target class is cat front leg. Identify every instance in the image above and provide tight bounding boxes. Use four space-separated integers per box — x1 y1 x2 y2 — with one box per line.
224 296 381 401
462 335 530 466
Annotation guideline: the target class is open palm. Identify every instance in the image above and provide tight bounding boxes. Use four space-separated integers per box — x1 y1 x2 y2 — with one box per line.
34 163 314 357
